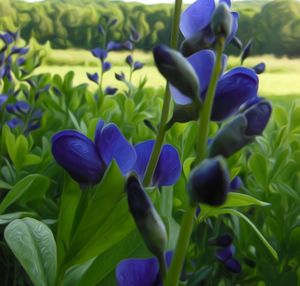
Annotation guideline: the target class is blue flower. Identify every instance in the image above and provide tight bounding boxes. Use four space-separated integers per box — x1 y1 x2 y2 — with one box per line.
6 118 23 129
102 61 111 72
230 176 243 191
86 72 99 84
6 101 31 115
107 41 133 52
170 50 258 121
116 252 173 286
215 244 242 273
10 46 29 55
180 0 238 42
52 120 136 186
133 61 144 72
91 48 108 62
132 140 181 187
0 95 8 108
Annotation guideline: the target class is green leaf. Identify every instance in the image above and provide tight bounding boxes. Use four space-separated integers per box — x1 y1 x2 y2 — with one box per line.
4 218 57 286
248 153 269 186
64 162 134 267
0 174 50 214
205 208 278 261
23 154 42 167
0 180 12 189
200 192 269 217
56 174 81 268
0 212 38 224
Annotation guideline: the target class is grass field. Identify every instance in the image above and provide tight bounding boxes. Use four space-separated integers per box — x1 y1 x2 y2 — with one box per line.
36 49 300 98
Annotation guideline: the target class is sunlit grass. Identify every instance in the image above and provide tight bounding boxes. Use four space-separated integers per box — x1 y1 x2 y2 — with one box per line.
36 49 300 98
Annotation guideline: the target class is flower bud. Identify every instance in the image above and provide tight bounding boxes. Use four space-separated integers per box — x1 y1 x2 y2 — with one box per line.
126 175 167 258
209 100 272 158
211 3 233 39
187 156 230 206
253 63 266 74
153 45 200 104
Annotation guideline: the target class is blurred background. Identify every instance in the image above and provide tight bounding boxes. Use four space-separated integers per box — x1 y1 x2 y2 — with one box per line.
1 0 299 98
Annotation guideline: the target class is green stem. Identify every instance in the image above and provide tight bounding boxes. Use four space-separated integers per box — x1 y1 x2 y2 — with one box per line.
142 0 182 187
165 38 225 286
158 252 168 284
194 39 225 164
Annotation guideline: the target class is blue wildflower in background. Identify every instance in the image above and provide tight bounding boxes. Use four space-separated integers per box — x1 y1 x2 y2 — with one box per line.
52 120 136 186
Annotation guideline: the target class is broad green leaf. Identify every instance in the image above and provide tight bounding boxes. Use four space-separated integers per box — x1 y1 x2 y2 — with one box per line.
56 175 81 268
4 218 57 286
23 154 42 167
0 212 37 224
0 174 50 214
64 162 134 267
200 192 269 217
14 135 29 169
248 153 269 186
204 208 278 261
0 180 12 189
63 231 143 286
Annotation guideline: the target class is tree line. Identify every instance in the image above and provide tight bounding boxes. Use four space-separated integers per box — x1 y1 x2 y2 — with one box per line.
0 0 299 56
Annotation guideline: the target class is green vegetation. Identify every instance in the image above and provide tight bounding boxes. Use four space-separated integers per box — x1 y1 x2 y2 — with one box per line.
0 0 300 56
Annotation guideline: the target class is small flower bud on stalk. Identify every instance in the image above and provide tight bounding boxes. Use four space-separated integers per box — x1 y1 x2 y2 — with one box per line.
126 175 167 261
211 3 233 40
153 45 200 105
187 156 230 206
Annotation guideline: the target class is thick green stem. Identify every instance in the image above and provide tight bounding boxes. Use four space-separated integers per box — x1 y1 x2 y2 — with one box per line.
142 0 182 187
165 38 225 286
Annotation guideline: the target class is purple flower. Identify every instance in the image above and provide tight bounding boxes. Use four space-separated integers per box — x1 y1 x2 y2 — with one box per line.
215 245 242 273
126 55 133 66
230 176 243 191
52 120 136 186
0 33 14 45
6 101 30 115
116 252 173 286
170 50 258 121
6 118 23 129
253 63 266 74
0 95 8 108
107 41 133 52
91 48 108 62
86 72 99 84
180 0 238 41
16 57 26 66
132 140 181 187
104 86 118 95
133 61 144 72
115 72 125 81
10 46 29 55
130 27 141 42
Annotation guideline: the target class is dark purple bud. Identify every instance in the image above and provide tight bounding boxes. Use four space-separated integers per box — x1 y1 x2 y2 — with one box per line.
245 100 272 136
52 130 105 185
133 61 144 71
126 55 133 66
216 245 235 262
230 176 243 191
224 258 242 273
91 48 107 61
215 234 233 247
209 99 272 158
6 118 23 129
27 120 41 132
7 31 18 41
98 24 105 35
153 45 200 104
10 46 29 55
104 86 118 95
126 175 167 258
0 95 8 108
253 62 266 74
241 39 253 64
102 61 111 73
31 108 43 120
187 156 230 206
6 103 17 114
115 72 125 81
211 3 233 39
130 27 141 42
17 57 26 66
86 72 99 84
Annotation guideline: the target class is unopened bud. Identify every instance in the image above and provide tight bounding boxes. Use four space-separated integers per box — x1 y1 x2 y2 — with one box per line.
187 156 230 206
126 175 167 258
211 3 233 39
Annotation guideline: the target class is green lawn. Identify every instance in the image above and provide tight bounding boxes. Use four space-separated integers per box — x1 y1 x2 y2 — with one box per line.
36 49 300 98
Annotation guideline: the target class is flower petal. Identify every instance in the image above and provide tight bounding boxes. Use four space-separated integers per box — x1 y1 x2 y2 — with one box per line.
224 258 242 273
116 257 159 286
180 0 215 39
52 130 104 185
212 67 258 121
133 140 181 187
227 12 239 43
95 122 136 175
